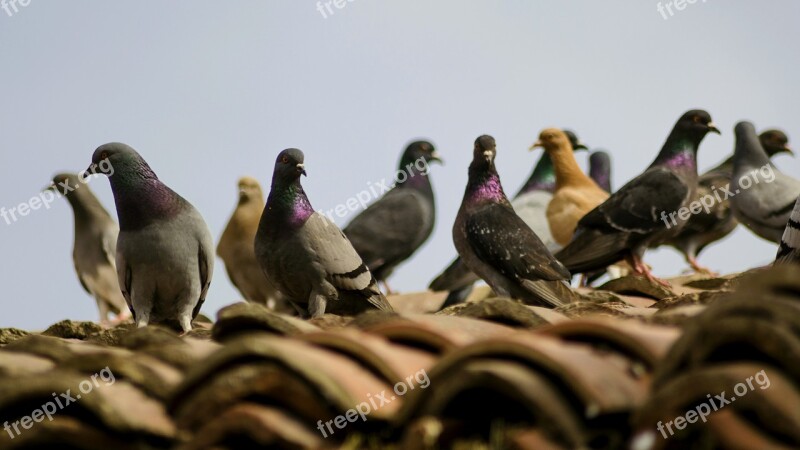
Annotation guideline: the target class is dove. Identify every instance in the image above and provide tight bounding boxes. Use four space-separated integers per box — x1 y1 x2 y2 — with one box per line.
730 122 800 243
344 141 441 293
217 176 292 313
453 135 579 307
88 143 214 332
534 128 610 247
555 110 719 286
669 129 792 272
432 130 588 308
48 173 130 325
254 148 393 317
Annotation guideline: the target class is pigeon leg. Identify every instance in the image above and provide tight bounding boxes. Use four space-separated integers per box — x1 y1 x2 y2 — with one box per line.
308 292 328 318
626 254 671 287
686 254 717 276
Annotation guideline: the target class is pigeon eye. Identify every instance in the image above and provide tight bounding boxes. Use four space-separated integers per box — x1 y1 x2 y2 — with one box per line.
100 151 109 160
692 116 701 123
281 156 289 164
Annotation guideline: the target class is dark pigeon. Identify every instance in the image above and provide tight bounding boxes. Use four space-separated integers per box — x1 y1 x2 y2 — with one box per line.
344 141 441 293
48 173 130 325
668 129 792 272
88 143 214 332
555 110 719 286
452 135 579 308
255 149 393 317
432 131 588 308
730 122 800 243
589 151 613 193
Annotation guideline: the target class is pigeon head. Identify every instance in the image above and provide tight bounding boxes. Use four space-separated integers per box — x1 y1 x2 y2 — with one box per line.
675 110 720 140
760 129 793 157
237 176 263 204
47 173 82 194
272 148 307 186
402 140 442 167
88 142 153 180
531 128 580 153
473 135 497 165
564 130 589 151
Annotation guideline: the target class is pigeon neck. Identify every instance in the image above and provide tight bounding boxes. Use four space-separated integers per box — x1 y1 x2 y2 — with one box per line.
467 162 507 205
652 137 698 171
266 179 314 228
734 132 771 173
547 144 592 190
516 152 556 196
65 189 113 224
108 170 183 231
589 164 611 193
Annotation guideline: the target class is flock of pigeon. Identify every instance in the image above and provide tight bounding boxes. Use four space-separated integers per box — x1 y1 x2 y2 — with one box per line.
50 109 800 332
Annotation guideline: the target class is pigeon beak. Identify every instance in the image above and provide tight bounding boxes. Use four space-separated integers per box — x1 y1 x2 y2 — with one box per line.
574 141 589 151
707 122 721 135
529 140 543 151
42 184 56 193
482 150 494 161
429 151 444 164
783 145 794 156
296 163 307 176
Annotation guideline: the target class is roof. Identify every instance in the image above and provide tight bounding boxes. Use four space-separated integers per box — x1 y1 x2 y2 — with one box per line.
1 266 799 449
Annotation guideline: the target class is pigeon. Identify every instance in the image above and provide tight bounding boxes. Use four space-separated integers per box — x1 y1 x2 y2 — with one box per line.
343 141 441 293
431 131 588 308
255 148 393 317
589 151 613 193
217 176 293 313
453 135 579 307
775 197 800 265
669 129 792 272
88 143 214 332
47 173 130 325
534 128 610 247
555 110 720 286
730 122 800 243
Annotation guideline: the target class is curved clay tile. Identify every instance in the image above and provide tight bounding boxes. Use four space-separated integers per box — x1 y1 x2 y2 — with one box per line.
212 302 320 342
632 363 800 448
176 403 331 450
441 297 560 329
0 351 55 378
298 328 437 384
537 318 681 370
362 314 517 353
169 335 398 434
0 372 175 447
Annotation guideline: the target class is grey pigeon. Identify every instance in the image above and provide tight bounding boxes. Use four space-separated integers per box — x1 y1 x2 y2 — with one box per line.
217 176 293 313
730 122 800 243
453 135 579 308
775 196 800 265
344 141 441 293
432 131 588 308
48 173 130 324
668 129 792 272
255 149 393 317
555 110 719 286
88 143 214 332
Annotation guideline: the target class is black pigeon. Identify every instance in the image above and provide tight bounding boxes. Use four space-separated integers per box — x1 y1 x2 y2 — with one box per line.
344 141 441 293
730 122 800 243
668 129 792 272
453 135 579 307
432 131 588 308
255 149 393 317
555 110 719 286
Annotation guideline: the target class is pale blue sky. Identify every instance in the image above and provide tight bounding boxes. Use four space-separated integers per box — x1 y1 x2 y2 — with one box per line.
2 1 798 329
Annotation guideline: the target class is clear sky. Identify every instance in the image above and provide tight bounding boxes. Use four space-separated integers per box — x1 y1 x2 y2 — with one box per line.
2 1 798 329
